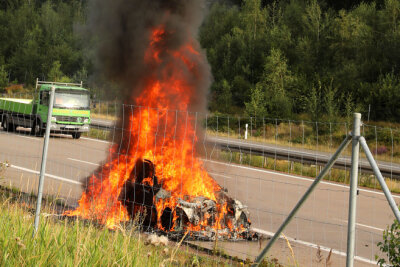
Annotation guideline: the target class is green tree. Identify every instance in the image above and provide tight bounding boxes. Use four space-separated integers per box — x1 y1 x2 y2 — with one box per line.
245 84 266 118
307 85 320 122
218 79 233 113
324 81 339 122
47 61 71 83
366 72 400 121
260 49 294 118
0 66 8 90
343 93 355 125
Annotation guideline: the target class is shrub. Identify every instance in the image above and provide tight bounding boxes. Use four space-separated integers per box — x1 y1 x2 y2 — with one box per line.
376 217 400 267
376 146 389 155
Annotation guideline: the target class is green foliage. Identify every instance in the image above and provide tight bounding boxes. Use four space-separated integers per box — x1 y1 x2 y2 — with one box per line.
377 217 400 266
219 79 233 113
47 61 71 83
0 65 7 89
307 86 320 121
201 0 400 122
0 1 87 85
343 93 355 125
365 72 400 122
2 0 400 122
245 84 266 117
262 49 293 118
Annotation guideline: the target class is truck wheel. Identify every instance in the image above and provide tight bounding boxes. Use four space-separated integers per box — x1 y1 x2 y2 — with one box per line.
3 116 15 132
72 132 81 139
31 120 44 137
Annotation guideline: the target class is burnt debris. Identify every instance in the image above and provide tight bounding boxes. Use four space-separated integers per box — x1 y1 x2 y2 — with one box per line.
119 158 258 241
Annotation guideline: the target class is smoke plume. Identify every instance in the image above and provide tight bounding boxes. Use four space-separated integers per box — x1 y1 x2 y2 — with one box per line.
87 0 211 112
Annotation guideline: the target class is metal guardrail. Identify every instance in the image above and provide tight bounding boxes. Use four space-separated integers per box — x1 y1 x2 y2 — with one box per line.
90 119 400 179
90 119 116 130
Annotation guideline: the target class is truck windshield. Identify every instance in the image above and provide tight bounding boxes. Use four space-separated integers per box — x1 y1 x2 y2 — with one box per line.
54 90 90 110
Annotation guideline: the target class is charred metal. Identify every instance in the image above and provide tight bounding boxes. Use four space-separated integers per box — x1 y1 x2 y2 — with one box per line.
119 158 258 241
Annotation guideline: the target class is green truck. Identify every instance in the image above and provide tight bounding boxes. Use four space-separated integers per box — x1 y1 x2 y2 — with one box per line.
0 80 90 139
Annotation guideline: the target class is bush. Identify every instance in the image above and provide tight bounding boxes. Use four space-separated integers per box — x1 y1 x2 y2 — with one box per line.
375 146 388 155
377 218 400 267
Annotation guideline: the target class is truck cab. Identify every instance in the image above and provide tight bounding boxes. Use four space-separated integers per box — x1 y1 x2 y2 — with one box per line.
0 80 91 139
36 82 91 139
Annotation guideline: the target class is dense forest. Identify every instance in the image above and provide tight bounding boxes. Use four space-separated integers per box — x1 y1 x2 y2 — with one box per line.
1 0 400 122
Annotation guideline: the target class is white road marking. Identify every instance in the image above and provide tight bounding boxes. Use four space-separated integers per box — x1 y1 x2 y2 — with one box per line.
204 160 400 199
17 135 41 141
252 228 377 266
9 164 82 185
81 137 112 144
337 220 384 232
356 222 384 232
68 158 100 166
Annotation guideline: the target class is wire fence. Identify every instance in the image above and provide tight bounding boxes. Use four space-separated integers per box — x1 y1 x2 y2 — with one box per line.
0 101 399 266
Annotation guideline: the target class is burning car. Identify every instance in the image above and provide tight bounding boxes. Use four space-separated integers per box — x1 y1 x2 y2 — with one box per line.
65 1 256 241
118 158 254 240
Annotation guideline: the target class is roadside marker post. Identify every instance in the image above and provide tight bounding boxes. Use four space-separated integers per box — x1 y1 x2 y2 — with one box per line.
33 86 55 237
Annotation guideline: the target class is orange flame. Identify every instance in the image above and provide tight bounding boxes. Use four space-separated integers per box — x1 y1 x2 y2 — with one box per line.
66 27 230 232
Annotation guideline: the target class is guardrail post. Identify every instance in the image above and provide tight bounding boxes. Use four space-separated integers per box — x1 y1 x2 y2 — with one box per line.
346 113 361 267
33 86 55 237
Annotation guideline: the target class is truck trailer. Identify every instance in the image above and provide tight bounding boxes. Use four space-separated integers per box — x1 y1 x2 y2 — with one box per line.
0 80 91 139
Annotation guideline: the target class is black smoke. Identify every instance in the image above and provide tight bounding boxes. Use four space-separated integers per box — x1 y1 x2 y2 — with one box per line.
86 0 211 112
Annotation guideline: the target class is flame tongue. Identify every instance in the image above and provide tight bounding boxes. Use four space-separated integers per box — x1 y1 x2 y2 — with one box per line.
65 26 256 240
66 27 227 231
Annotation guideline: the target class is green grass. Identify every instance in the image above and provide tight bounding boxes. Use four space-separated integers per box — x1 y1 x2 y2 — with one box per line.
0 186 282 266
91 101 119 121
83 128 111 141
91 113 118 121
0 188 212 266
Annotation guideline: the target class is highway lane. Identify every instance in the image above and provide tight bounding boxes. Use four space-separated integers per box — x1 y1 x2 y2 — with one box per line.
203 160 398 266
0 129 109 205
91 119 400 178
0 128 398 266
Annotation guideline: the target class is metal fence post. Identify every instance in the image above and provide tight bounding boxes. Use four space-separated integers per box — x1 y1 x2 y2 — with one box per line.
346 113 361 267
359 136 400 223
33 86 55 236
252 134 352 266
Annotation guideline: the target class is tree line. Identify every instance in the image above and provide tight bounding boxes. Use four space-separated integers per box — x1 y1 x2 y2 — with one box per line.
0 0 88 90
1 0 400 122
202 0 400 122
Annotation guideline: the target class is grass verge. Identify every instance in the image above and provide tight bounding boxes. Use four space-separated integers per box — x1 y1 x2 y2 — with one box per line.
82 128 111 141
0 186 281 266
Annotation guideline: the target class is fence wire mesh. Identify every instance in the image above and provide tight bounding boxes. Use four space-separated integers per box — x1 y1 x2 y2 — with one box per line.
0 100 399 266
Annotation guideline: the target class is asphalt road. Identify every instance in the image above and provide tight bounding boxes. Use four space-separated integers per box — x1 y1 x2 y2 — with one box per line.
0 128 398 266
92 119 400 178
